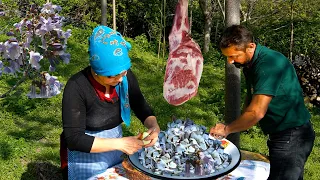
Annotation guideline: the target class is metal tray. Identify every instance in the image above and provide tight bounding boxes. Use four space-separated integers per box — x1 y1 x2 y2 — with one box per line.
128 139 241 180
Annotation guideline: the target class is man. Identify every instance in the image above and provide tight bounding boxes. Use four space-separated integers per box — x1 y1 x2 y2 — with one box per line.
210 25 315 180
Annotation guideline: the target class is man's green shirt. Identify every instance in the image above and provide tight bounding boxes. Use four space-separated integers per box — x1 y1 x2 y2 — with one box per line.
243 44 310 134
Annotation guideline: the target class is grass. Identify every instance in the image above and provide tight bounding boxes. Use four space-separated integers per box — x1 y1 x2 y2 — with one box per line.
0 26 319 180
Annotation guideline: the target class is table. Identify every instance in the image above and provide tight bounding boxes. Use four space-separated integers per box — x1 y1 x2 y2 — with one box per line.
90 151 270 180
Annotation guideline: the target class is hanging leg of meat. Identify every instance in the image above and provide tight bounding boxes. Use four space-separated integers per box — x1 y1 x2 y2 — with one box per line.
163 0 204 106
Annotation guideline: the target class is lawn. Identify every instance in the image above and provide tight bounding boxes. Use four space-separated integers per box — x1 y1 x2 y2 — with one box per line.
0 26 319 180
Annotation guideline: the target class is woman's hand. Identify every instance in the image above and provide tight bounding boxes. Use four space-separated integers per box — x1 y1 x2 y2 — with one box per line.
118 135 144 155
142 127 160 148
143 116 160 148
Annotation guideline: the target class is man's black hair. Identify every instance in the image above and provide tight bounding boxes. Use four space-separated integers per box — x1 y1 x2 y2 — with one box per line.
219 25 254 50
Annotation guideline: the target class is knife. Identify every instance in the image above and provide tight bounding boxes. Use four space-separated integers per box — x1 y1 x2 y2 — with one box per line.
142 127 157 140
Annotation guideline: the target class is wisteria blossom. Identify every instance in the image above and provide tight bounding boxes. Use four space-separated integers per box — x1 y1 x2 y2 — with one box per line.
0 61 3 75
39 17 55 33
14 19 27 34
17 56 24 66
3 41 21 60
0 42 4 53
24 31 33 49
41 3 61 14
60 53 71 64
29 51 43 70
27 72 63 98
44 73 63 96
63 29 72 45
3 66 14 74
0 2 71 98
40 37 48 50
9 60 20 73
6 31 15 36
49 65 55 72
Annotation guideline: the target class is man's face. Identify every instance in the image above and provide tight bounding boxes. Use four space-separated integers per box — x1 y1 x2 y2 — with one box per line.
221 44 255 68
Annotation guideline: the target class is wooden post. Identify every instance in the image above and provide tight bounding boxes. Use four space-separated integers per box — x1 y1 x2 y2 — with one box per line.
113 0 116 30
101 0 107 25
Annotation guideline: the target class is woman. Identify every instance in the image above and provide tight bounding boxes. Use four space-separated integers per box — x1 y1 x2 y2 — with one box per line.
60 25 160 180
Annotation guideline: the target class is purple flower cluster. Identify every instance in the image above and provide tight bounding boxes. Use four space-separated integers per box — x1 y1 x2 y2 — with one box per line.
44 72 63 96
0 4 5 16
0 2 72 98
27 72 63 98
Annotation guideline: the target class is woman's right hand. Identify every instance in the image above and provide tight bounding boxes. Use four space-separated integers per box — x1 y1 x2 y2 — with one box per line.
118 134 144 155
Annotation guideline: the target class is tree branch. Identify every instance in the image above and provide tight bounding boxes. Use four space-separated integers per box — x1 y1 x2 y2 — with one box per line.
250 10 280 24
290 0 294 61
272 24 289 31
217 0 225 22
0 75 27 98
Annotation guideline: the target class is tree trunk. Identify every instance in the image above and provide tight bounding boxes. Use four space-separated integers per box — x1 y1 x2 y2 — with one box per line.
217 0 225 23
189 0 193 34
246 0 255 23
224 0 241 148
158 0 164 58
199 0 214 53
162 0 166 58
240 0 255 24
289 0 294 61
101 0 107 25
113 0 116 30
214 20 219 44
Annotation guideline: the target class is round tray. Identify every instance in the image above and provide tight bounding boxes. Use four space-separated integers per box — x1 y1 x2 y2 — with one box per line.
128 139 241 180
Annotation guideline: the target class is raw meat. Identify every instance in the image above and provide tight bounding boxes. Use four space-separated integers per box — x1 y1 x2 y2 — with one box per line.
163 0 204 106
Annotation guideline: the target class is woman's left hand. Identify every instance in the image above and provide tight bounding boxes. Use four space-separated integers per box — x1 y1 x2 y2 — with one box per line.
143 116 160 148
142 126 160 147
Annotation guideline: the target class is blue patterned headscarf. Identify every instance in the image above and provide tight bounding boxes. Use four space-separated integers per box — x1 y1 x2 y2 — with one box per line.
89 25 132 126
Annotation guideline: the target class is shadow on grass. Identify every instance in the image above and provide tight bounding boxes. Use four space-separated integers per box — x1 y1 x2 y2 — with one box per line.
0 141 13 160
7 126 51 142
310 106 320 116
315 131 320 147
21 162 62 180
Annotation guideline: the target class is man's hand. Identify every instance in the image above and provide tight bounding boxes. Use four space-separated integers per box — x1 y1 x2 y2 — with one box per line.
210 123 229 139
